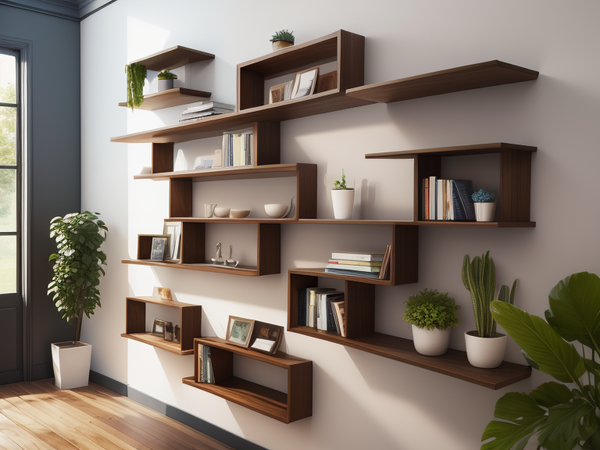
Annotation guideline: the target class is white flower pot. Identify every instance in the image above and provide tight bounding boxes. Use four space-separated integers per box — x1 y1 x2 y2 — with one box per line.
51 341 92 389
412 325 452 356
474 202 496 222
158 79 174 91
464 331 507 368
331 189 355 220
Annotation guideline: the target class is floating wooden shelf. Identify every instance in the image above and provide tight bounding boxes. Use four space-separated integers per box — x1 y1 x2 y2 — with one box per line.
296 218 535 227
183 337 312 423
290 268 395 286
122 296 201 355
346 60 538 103
122 259 264 277
130 45 215 71
118 88 211 111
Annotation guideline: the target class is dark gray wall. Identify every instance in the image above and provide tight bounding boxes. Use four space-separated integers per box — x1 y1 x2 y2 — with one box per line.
0 5 81 380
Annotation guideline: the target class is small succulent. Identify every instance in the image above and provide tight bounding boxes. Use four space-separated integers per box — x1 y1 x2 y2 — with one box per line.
270 29 295 44
403 289 460 331
158 70 177 80
471 188 495 203
333 169 353 190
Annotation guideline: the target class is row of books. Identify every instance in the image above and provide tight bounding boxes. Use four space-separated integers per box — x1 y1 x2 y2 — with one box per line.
179 101 235 122
221 128 253 167
298 287 346 337
422 177 476 221
324 249 391 280
197 343 215 384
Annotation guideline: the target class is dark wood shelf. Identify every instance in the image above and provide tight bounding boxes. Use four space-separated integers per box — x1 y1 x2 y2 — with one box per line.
135 163 306 182
118 88 211 111
122 259 262 276
130 45 215 71
121 333 194 355
183 337 312 423
365 142 537 159
290 268 395 286
288 328 531 390
346 60 538 103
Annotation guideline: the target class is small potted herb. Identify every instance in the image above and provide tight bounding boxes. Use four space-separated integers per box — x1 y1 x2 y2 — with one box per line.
270 29 295 51
331 169 354 219
403 289 460 356
471 188 496 222
157 69 177 91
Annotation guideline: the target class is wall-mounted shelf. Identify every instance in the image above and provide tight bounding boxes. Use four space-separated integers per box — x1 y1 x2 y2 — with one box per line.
121 296 201 355
288 271 531 390
118 88 211 111
183 337 312 423
345 60 538 103
130 45 215 71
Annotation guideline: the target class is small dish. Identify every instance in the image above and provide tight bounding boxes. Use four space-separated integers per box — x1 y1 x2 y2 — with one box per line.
264 203 288 218
230 209 251 219
214 207 230 218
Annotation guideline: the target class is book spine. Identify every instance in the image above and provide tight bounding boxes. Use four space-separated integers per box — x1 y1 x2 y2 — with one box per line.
327 299 337 332
446 179 454 221
452 181 466 221
298 288 307 327
308 290 317 328
423 178 429 220
330 253 383 261
436 179 444 220
454 180 476 221
325 264 380 272
429 176 436 220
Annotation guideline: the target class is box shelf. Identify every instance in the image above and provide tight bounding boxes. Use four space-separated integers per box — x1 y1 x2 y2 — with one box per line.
129 45 215 71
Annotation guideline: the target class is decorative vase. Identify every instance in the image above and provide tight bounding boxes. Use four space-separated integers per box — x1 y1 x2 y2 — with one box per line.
51 341 92 389
272 41 294 51
331 189 355 219
158 79 174 91
464 331 507 368
411 325 452 356
474 202 496 222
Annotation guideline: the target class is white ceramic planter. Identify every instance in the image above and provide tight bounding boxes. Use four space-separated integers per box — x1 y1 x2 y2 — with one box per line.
158 79 174 91
331 189 355 219
464 331 507 368
474 202 496 222
51 341 92 389
412 325 452 356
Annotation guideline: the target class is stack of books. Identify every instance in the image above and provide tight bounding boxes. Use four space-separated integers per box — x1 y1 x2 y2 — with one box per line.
422 177 476 221
179 101 235 122
222 128 253 167
297 287 346 336
324 248 391 280
196 343 215 384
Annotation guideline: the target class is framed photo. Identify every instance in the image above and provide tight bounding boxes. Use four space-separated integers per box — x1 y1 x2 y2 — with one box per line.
158 287 172 300
269 83 286 104
162 222 181 262
226 316 255 348
150 237 167 261
315 70 337 94
152 319 165 338
291 66 319 99
250 321 284 355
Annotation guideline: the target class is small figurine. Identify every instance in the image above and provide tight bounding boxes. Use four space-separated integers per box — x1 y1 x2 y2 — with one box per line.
225 244 239 267
211 242 224 265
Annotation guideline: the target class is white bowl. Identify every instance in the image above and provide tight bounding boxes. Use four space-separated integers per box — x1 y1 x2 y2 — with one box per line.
214 207 230 217
264 203 288 218
230 209 250 219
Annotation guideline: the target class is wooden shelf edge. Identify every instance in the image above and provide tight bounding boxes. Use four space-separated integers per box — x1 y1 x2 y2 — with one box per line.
121 259 262 276
365 142 537 159
126 296 197 308
118 88 212 111
121 333 192 355
134 163 305 181
289 268 394 286
130 45 215 71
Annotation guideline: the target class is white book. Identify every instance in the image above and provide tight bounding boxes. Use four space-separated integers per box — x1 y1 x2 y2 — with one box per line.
429 176 436 220
331 252 384 262
183 101 235 114
436 179 445 220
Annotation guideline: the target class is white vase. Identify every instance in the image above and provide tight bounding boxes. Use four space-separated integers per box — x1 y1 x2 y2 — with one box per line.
474 202 496 222
464 331 507 368
331 189 355 219
158 79 174 91
412 325 452 356
51 341 92 389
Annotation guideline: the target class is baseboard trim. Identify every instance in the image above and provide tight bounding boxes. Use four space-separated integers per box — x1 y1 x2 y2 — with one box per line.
89 371 267 450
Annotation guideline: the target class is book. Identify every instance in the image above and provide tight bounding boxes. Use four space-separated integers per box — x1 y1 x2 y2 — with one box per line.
328 259 382 267
429 176 437 220
222 128 253 168
317 292 343 331
445 179 454 221
452 179 476 221
330 252 384 262
436 179 446 220
197 343 204 382
324 268 380 279
331 300 346 337
326 294 343 332
297 288 307 327
306 287 335 328
422 178 430 220
325 264 380 273
379 244 392 280
182 101 235 114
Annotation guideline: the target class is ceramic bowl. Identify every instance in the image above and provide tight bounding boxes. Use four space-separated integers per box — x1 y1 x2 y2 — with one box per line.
264 203 288 218
230 209 250 219
213 207 230 218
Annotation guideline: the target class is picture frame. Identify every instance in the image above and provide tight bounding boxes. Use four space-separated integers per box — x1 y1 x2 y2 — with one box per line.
290 66 319 99
269 83 286 104
150 237 167 261
162 222 182 262
226 316 255 348
157 287 172 300
152 319 165 338
249 321 284 355
315 70 338 94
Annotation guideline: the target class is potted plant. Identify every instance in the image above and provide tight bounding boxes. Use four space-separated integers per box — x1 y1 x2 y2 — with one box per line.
157 69 177 91
461 251 517 368
125 62 147 111
331 169 355 219
483 272 600 450
472 188 496 222
270 29 295 51
403 289 460 356
47 211 108 389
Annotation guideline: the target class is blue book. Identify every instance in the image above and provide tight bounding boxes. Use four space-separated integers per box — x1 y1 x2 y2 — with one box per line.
452 180 476 221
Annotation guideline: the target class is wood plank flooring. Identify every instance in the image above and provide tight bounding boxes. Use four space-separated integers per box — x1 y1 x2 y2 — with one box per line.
0 380 234 450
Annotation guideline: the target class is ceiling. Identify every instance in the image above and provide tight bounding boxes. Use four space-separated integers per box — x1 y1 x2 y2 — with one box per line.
0 0 116 20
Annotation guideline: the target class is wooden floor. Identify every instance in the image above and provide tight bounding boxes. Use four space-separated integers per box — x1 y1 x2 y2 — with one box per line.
0 379 235 450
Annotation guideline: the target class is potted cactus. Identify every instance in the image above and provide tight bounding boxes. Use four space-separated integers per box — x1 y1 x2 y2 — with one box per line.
471 188 496 222
270 29 295 51
461 251 517 368
157 69 177 91
403 289 460 356
331 169 354 219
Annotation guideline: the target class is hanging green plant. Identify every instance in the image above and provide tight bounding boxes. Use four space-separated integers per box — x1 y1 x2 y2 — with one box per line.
125 62 147 111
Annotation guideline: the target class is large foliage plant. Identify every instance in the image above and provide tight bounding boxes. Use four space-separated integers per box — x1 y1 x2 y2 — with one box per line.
403 288 460 330
482 272 600 450
48 211 108 343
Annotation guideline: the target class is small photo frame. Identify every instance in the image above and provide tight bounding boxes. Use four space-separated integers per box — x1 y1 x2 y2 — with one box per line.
152 319 165 338
269 83 286 104
226 316 255 348
291 66 319 99
250 321 284 355
158 287 172 300
151 237 167 261
315 70 338 94
163 222 182 262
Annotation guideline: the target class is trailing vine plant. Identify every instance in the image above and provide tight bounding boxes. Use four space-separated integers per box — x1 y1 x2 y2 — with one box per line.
126 63 147 111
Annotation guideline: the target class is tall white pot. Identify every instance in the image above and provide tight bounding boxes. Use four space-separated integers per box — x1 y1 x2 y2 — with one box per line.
474 202 496 222
412 325 452 356
331 189 355 219
51 341 92 389
464 331 507 368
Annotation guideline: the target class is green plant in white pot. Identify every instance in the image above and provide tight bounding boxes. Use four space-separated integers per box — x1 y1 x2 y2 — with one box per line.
157 69 177 92
331 169 354 219
462 251 517 368
48 211 108 389
403 289 460 356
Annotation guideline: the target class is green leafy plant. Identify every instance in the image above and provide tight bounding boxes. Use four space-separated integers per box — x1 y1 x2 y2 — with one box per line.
472 189 496 203
125 62 147 111
482 272 600 450
158 69 177 80
403 289 460 330
333 169 353 190
47 211 108 343
270 29 295 44
462 251 518 337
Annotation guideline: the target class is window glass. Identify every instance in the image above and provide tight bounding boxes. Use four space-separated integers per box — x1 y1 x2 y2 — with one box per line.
0 235 16 293
0 53 16 104
0 169 16 232
0 106 16 165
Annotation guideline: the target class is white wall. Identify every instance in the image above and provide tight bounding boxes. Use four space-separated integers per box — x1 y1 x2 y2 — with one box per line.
80 1 600 449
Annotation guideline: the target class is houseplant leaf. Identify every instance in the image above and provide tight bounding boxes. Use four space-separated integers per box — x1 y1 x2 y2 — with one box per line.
528 381 574 408
536 398 597 450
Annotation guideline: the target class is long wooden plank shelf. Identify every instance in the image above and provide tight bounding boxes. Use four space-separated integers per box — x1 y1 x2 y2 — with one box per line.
346 60 539 103
290 268 395 286
287 327 531 390
125 295 197 308
365 142 537 159
122 259 262 276
134 163 307 181
119 88 211 111
129 45 215 71
121 333 194 355
296 219 535 227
